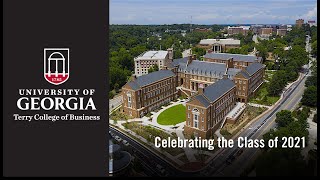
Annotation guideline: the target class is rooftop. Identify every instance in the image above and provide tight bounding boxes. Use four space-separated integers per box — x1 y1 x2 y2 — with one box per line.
135 50 168 60
228 26 250 30
244 62 265 76
204 53 262 62
128 70 175 90
185 60 226 78
203 78 235 103
199 38 240 45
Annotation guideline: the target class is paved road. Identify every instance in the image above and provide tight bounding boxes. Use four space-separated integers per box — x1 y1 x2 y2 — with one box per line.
109 95 122 113
252 34 259 44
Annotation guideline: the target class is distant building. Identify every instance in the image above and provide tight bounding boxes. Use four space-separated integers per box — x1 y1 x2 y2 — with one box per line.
296 19 304 28
227 26 250 35
194 28 212 32
277 29 287 36
203 52 262 70
260 28 273 36
134 49 173 76
287 24 292 31
250 24 264 34
197 38 241 53
308 20 317 27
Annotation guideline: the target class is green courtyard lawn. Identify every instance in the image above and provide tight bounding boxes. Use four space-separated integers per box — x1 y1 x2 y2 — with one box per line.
249 83 280 106
157 104 186 125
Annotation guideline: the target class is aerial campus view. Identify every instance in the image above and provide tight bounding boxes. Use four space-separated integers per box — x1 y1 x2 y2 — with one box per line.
108 0 317 177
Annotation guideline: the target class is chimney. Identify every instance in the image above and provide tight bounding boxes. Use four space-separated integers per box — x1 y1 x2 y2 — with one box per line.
198 83 204 94
188 55 193 64
167 48 173 60
227 57 234 68
192 54 197 60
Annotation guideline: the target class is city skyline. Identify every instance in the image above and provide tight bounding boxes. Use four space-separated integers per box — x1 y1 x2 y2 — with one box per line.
110 0 317 25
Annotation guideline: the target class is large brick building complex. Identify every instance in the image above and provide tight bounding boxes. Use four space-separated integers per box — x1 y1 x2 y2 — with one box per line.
122 53 265 137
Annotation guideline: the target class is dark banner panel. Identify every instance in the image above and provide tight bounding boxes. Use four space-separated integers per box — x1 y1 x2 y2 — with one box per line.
3 0 109 176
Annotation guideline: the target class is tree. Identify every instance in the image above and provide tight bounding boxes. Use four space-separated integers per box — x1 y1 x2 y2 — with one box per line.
305 74 317 87
267 70 287 96
301 86 317 107
311 40 317 57
255 148 310 176
174 49 182 59
275 110 294 127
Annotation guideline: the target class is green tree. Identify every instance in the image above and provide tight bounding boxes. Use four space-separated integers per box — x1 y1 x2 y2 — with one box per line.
301 86 317 107
255 148 310 176
311 40 317 57
267 70 287 96
174 49 182 59
275 110 294 127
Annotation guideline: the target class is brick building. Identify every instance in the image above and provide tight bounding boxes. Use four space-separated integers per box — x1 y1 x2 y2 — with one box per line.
184 78 236 138
227 26 250 35
121 53 265 137
296 19 304 28
122 70 177 118
276 29 287 36
233 63 265 103
203 52 262 70
259 28 273 36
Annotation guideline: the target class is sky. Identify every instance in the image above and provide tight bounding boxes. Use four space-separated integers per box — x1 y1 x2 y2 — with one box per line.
110 0 317 25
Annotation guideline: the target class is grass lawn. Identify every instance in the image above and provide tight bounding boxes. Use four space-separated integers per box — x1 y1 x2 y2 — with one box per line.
157 104 186 125
249 83 280 106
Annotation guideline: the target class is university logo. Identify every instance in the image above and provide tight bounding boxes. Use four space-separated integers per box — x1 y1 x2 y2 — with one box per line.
44 48 69 85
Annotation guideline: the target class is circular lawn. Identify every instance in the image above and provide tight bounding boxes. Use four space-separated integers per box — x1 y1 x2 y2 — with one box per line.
157 104 186 125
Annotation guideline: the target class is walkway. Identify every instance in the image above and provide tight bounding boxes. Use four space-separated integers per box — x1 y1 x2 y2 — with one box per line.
302 109 317 158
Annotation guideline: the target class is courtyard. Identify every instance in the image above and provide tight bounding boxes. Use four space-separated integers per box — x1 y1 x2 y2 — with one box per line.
157 104 186 125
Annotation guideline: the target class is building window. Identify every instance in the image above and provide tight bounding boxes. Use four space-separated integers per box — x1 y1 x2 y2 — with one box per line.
188 113 190 118
194 119 198 128
202 125 204 131
128 96 132 108
201 109 204 114
202 117 204 122
188 106 190 110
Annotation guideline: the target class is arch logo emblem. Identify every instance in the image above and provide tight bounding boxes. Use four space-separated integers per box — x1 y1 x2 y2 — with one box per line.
44 48 69 85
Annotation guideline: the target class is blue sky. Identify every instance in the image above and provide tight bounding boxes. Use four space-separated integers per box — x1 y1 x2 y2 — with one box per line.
110 0 317 24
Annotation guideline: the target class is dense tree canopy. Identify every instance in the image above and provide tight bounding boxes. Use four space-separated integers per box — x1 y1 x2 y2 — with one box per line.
275 110 294 127
301 86 317 107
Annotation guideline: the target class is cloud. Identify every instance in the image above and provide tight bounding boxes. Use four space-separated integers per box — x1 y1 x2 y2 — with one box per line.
304 5 317 19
